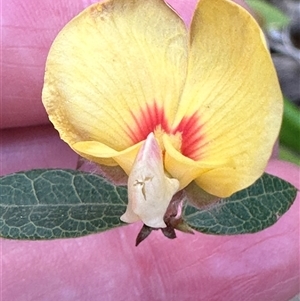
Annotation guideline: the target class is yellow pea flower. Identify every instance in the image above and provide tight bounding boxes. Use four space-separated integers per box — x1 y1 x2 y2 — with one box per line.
42 0 282 228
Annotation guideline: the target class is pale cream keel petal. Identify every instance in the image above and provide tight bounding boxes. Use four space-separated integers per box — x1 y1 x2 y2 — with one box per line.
121 133 179 228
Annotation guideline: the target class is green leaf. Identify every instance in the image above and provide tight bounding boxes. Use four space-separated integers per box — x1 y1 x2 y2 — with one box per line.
279 146 300 166
183 173 297 235
280 98 300 155
0 169 127 239
1 170 297 241
246 0 290 28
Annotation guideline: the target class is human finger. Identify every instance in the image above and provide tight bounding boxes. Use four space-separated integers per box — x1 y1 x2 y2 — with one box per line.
0 125 78 175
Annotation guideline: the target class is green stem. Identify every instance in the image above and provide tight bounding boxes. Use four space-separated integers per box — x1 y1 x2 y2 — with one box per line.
279 98 300 154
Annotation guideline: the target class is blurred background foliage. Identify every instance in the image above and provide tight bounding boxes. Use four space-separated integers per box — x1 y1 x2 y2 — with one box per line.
246 0 300 165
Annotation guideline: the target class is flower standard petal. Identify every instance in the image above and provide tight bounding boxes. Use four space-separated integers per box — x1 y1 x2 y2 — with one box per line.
166 0 283 197
42 0 188 157
121 133 180 228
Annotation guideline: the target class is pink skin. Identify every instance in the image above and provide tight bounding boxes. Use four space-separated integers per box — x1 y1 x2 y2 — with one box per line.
1 0 299 300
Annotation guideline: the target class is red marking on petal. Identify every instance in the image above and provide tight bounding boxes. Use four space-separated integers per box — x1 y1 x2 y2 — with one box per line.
127 102 204 161
173 112 204 160
128 102 170 144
